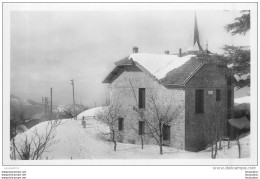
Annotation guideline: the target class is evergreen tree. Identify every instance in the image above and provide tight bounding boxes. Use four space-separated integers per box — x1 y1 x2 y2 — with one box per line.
225 10 250 35
223 10 250 87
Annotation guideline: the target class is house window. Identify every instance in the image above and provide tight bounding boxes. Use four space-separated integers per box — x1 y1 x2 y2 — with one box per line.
118 118 124 131
139 88 145 109
163 124 170 141
216 89 221 101
139 121 145 135
195 89 204 113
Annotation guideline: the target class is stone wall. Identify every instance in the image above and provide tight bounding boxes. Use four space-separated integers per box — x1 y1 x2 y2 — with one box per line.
184 64 231 151
109 65 186 149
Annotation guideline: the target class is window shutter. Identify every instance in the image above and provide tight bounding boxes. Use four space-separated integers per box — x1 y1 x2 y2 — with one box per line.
162 124 170 141
142 89 145 108
162 125 166 140
139 121 142 135
139 89 142 108
216 89 221 101
195 89 204 113
118 118 123 131
139 121 145 135
142 122 145 135
167 126 170 140
139 88 145 109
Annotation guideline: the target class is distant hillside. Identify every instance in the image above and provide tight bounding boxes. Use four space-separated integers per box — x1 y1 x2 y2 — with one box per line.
11 95 43 107
10 95 45 133
26 99 42 106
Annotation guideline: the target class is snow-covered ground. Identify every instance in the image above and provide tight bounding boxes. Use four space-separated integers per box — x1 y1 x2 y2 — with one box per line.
234 96 250 104
14 107 250 160
234 86 250 105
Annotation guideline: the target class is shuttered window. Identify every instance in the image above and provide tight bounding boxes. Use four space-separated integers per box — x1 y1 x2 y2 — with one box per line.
163 124 170 141
118 118 124 131
216 89 221 101
139 121 145 135
195 89 204 113
139 88 145 109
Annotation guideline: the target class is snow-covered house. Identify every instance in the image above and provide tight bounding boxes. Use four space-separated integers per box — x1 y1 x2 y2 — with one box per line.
102 15 234 152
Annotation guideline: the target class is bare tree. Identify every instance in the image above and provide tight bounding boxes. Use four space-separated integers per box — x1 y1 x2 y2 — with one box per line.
129 110 148 149
128 80 148 149
228 117 249 158
11 120 61 160
57 104 84 119
129 79 183 155
63 108 74 119
203 104 226 159
145 91 183 155
236 129 241 158
96 100 122 151
10 103 26 160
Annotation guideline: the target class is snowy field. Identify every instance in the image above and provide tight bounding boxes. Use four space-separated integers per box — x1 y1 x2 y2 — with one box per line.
14 107 250 160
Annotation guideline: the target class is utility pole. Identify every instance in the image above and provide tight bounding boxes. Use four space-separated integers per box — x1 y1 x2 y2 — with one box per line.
42 97 48 120
42 97 45 119
71 79 76 119
45 97 48 119
50 87 53 119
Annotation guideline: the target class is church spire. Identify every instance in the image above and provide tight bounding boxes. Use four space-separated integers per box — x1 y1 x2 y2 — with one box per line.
194 12 203 51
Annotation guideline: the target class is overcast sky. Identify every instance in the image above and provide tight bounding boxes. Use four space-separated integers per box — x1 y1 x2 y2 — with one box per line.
10 10 250 107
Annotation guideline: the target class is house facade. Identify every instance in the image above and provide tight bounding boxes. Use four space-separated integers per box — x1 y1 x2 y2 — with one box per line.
102 15 234 152
103 51 234 152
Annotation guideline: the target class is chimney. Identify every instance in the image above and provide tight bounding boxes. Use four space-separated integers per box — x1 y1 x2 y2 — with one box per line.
133 46 138 53
165 50 170 55
179 48 182 57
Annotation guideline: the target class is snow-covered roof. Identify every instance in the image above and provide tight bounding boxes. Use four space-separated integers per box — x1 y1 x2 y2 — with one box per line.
234 73 250 82
129 53 196 80
103 53 196 83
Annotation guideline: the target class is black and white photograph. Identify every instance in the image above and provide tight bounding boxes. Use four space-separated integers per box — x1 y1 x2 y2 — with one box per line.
1 2 258 175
